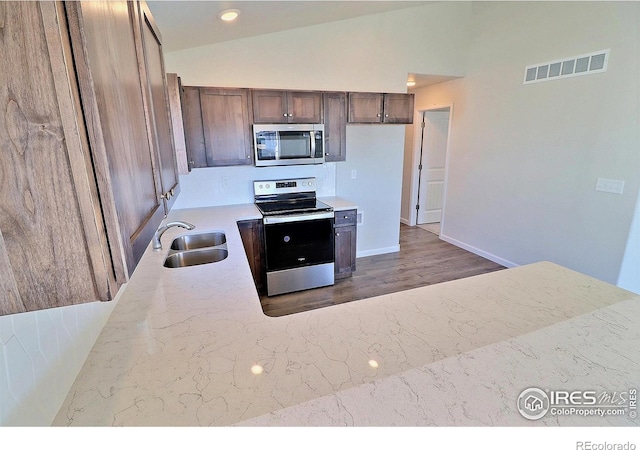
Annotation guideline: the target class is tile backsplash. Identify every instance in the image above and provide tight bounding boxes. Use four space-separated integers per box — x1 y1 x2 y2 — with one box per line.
0 294 119 426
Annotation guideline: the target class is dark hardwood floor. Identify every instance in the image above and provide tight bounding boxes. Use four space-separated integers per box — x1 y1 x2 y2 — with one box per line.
260 224 505 317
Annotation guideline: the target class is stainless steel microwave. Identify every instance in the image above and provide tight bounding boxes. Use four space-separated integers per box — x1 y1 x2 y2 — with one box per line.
253 124 324 167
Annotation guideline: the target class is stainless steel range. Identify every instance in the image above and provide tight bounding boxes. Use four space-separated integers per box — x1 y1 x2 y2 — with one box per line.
254 177 334 296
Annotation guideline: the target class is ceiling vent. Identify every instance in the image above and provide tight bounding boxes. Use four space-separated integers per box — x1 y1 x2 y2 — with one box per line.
523 49 609 85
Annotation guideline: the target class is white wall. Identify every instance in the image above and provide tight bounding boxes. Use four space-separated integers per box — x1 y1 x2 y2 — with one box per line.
410 1 640 286
337 126 406 256
164 2 473 255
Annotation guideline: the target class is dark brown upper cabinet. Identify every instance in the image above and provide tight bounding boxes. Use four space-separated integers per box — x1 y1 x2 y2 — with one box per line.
1 1 178 315
322 92 348 162
68 0 179 275
136 2 180 212
348 92 415 124
252 90 322 124
183 87 254 167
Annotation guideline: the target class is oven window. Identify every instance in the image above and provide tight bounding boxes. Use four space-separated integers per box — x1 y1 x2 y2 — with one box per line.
279 132 311 159
264 218 334 271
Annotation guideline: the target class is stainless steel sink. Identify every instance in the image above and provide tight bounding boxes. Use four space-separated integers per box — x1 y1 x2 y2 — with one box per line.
170 231 226 251
163 231 228 268
164 248 228 268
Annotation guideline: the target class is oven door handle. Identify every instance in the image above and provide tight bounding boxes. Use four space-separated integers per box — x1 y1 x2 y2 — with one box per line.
263 211 334 224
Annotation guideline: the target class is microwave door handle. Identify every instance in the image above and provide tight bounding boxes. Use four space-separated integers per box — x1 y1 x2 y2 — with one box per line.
310 132 316 159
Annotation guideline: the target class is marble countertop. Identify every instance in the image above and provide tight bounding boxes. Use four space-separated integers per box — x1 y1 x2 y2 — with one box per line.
53 202 639 426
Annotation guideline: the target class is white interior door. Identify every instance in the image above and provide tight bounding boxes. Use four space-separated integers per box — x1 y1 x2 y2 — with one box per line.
417 110 449 224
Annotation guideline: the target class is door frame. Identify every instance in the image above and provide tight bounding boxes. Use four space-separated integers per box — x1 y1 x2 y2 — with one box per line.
406 103 454 231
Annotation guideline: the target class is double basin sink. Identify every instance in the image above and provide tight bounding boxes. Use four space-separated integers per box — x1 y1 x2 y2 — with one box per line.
164 231 228 268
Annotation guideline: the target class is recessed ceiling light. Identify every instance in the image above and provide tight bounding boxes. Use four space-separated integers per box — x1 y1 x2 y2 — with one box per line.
219 9 240 22
406 80 416 87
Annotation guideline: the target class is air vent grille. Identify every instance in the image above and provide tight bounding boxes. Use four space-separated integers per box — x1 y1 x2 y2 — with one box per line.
524 49 609 84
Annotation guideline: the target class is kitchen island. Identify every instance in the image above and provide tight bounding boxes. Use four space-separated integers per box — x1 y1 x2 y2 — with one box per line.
53 203 639 426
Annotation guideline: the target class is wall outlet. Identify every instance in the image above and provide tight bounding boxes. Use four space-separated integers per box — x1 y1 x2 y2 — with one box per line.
351 169 357 179
595 178 624 195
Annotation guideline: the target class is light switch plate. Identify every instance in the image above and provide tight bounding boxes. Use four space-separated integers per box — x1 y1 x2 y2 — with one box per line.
595 178 625 194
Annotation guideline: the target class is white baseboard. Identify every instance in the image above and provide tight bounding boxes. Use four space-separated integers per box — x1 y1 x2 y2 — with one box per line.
400 217 411 226
357 245 400 258
439 233 518 268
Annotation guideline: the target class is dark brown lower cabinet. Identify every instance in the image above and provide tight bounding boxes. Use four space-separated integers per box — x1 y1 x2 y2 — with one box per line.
237 220 266 294
334 210 357 279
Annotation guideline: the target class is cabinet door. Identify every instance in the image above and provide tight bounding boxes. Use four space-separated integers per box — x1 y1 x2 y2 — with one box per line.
323 92 347 162
383 93 415 124
0 2 114 314
288 91 322 123
348 92 384 123
252 90 288 123
136 2 180 212
200 88 253 166
238 220 266 294
166 74 189 174
334 210 357 279
182 86 207 168
67 0 165 275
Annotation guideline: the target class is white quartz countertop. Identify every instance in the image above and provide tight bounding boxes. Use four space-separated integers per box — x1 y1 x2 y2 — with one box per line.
53 203 639 426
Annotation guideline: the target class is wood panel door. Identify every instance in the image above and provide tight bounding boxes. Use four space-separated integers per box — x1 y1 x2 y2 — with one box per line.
334 209 357 279
383 93 415 124
0 2 114 314
135 2 180 212
322 92 347 162
66 0 165 275
252 90 288 124
348 92 384 123
252 90 322 124
182 86 206 168
238 219 266 294
200 87 253 166
288 91 322 123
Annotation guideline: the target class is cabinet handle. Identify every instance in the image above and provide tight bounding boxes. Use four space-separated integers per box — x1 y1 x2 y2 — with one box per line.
288 113 293 117
377 113 381 117
385 114 389 117
336 232 340 236
283 113 288 117
344 215 348 219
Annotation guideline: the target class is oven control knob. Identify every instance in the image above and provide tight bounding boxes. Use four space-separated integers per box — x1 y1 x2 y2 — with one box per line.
284 236 291 243
258 184 263 190
266 184 270 189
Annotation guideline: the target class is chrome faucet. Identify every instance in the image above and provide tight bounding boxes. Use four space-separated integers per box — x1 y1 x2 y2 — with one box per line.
152 221 195 250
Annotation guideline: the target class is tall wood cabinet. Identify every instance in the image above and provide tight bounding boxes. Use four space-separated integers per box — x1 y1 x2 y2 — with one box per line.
0 1 178 316
322 92 348 162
